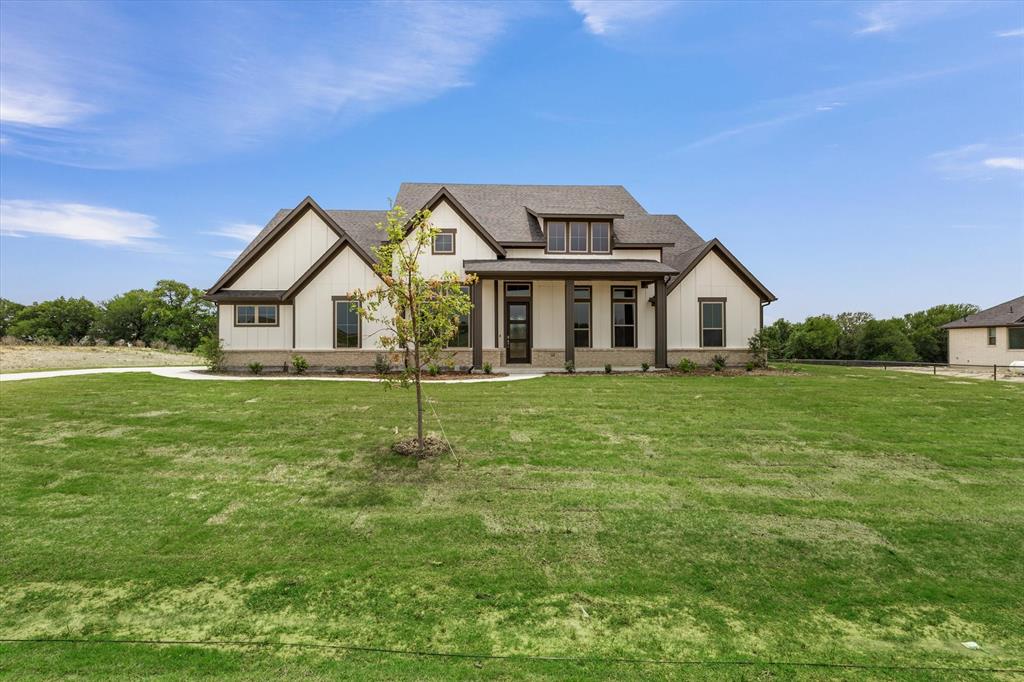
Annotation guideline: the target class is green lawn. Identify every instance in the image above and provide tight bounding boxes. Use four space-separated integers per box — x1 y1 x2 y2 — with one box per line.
1 367 1022 680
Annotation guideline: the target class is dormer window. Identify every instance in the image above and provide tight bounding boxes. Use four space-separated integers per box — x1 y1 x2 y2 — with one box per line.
432 229 456 255
546 219 612 254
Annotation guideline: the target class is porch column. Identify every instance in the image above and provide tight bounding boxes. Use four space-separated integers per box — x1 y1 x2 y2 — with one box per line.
471 279 483 369
564 279 575 366
655 277 667 368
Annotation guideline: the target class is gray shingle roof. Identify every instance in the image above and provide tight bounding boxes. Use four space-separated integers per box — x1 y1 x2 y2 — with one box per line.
942 295 1024 329
463 258 678 277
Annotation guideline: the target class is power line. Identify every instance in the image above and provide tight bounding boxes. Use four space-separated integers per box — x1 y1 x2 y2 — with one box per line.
1 637 1020 674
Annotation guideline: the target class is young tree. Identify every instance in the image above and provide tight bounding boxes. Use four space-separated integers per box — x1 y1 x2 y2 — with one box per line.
355 205 476 454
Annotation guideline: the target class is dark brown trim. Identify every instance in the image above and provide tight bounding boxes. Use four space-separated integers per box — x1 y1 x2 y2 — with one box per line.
465 269 675 280
493 279 499 349
545 220 567 254
698 297 727 348
564 280 575 365
431 228 457 255
504 281 532 364
666 239 776 302
206 291 286 304
611 286 638 349
499 241 673 249
545 218 611 255
471 280 483 368
283 239 348 301
655 278 667 368
532 212 625 220
332 296 361 349
422 187 506 256
291 303 296 349
234 303 280 327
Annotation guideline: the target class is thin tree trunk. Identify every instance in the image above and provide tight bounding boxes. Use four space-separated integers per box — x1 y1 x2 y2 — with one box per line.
414 346 423 452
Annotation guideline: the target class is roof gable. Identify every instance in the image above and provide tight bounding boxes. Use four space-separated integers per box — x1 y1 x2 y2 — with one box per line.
666 238 776 302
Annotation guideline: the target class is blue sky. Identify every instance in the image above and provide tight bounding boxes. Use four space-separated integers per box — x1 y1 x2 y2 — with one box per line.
1 0 1021 321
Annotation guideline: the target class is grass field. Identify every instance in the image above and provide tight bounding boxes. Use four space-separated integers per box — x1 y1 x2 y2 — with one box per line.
1 367 1021 679
0 345 200 373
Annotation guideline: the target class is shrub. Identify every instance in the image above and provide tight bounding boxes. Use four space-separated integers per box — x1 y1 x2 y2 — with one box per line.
113 339 128 347
374 353 390 375
196 335 225 372
745 361 756 372
641 362 650 372
248 362 263 375
675 358 696 374
604 363 612 374
0 335 19 345
428 363 440 377
149 339 170 351
564 361 575 374
93 338 109 347
712 354 727 372
291 354 309 374
483 362 493 375
335 366 346 375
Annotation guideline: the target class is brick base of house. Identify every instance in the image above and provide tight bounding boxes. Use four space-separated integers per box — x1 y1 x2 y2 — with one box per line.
667 349 756 366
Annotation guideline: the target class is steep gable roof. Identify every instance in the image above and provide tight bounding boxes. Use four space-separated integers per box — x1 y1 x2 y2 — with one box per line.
665 238 777 302
942 295 1024 329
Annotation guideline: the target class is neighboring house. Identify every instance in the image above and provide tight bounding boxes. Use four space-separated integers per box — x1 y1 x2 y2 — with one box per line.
205 183 776 370
942 295 1024 366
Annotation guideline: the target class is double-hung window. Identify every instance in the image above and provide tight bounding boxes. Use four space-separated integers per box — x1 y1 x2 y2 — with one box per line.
334 298 360 348
612 287 636 348
547 222 566 252
569 222 589 252
573 286 591 348
590 222 610 253
235 304 277 326
700 299 725 347
1009 328 1024 350
987 327 997 346
546 219 612 253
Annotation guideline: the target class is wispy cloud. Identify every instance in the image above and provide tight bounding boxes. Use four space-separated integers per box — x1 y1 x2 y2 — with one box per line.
211 249 244 260
930 142 1024 178
854 1 967 35
205 223 263 242
996 28 1024 37
0 2 519 168
983 157 1024 171
0 200 161 248
569 0 678 36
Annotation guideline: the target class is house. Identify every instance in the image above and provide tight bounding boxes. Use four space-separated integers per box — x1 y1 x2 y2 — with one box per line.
205 183 776 370
942 295 1024 366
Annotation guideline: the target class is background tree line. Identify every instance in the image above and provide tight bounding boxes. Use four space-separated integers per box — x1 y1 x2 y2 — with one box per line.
0 280 214 352
754 303 979 363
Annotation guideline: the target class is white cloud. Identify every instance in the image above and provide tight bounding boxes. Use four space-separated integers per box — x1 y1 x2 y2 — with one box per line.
205 223 263 242
855 1 965 35
211 249 244 260
0 200 161 248
0 2 519 168
569 0 678 36
983 157 1024 171
996 28 1024 37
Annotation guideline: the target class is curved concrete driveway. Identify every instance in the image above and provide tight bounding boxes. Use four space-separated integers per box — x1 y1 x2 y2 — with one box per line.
0 366 544 384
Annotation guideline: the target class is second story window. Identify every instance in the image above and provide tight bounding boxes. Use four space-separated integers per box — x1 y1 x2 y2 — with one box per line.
547 222 566 252
432 229 456 255
546 219 613 254
569 222 588 252
591 222 610 252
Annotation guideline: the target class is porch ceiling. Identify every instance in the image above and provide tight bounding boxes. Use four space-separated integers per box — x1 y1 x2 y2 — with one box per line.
463 258 678 280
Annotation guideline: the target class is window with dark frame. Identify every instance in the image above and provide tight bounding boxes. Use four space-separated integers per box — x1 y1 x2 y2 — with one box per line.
547 221 566 252
569 222 589 252
591 222 610 252
546 219 613 254
432 229 455 255
701 300 725 347
235 304 277 326
1009 328 1024 350
573 286 591 348
612 286 636 348
334 299 360 348
505 282 531 297
987 327 997 346
453 285 471 347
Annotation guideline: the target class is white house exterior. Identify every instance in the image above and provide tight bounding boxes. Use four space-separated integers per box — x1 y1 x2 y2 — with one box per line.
205 183 776 370
943 295 1024 366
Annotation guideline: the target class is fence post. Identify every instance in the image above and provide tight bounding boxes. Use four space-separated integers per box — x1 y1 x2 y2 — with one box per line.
933 365 936 375
994 364 997 381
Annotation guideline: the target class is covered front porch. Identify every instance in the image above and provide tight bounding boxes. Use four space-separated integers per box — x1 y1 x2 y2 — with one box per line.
464 258 679 369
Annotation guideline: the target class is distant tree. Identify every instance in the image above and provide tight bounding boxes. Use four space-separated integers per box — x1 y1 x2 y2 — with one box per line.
755 318 795 358
835 311 874 360
94 289 153 342
785 315 841 359
145 280 216 351
857 319 918 361
0 298 26 337
903 303 979 363
8 297 99 344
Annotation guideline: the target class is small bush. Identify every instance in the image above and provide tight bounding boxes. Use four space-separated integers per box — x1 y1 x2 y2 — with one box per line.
374 353 390 375
712 354 727 372
428 363 440 377
291 354 309 374
641 362 650 372
604 363 613 374
483 362 493 375
248 362 263 375
745 361 756 372
196 335 225 372
675 358 696 374
334 366 346 375
564 361 575 374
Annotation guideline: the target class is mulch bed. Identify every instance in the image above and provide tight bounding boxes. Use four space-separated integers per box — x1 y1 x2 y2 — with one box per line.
392 435 448 459
205 370 508 380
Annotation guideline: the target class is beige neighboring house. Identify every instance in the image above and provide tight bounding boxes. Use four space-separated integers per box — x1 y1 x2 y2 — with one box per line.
942 295 1024 366
205 183 776 370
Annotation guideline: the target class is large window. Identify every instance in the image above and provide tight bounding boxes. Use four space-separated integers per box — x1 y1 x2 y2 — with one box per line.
432 229 455 255
452 285 471 347
700 299 725 347
235 304 278 326
573 286 591 348
334 298 360 348
612 286 636 348
1009 328 1024 350
987 327 997 346
547 219 612 253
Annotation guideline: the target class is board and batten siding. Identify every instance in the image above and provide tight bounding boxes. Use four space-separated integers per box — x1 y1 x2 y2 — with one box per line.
667 250 762 349
948 327 1024 366
232 209 339 290
415 199 498 277
220 304 293 349
521 280 656 351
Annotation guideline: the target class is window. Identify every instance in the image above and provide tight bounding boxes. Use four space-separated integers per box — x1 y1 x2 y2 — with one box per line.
547 221 566 252
432 229 455 255
591 222 610 253
700 300 725 347
235 304 277 326
612 286 636 348
334 298 360 348
987 327 997 346
1009 328 1024 350
573 286 591 348
569 222 589 252
505 282 531 297
453 285 471 347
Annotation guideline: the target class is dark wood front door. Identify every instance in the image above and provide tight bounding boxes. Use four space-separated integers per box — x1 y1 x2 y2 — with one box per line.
505 301 531 363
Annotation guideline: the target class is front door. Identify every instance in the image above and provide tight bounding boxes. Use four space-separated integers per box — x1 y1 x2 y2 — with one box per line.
506 301 531 363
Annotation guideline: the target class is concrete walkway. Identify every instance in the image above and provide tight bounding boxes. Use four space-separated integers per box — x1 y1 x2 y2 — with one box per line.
0 366 545 384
